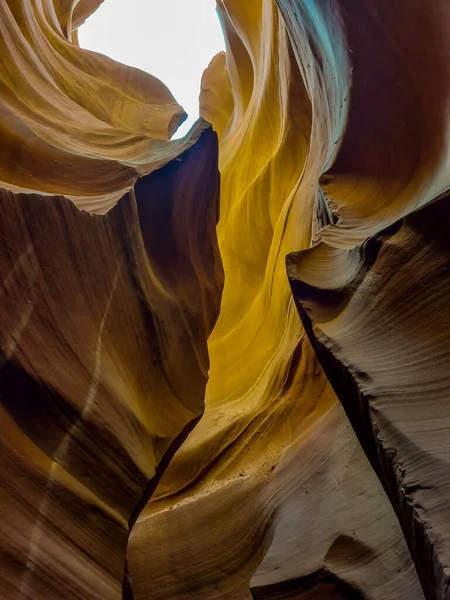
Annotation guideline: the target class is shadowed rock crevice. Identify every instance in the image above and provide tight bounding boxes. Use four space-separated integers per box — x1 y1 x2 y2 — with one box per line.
0 1 449 599
251 569 366 599
288 193 450 600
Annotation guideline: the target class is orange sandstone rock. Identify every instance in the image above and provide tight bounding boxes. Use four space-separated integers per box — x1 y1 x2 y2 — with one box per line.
0 1 449 599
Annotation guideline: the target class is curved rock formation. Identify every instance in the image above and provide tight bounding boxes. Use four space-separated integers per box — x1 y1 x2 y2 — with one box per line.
0 0 448 599
288 195 450 600
0 2 222 598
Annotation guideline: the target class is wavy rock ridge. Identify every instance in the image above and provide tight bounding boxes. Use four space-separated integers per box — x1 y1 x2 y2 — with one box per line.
0 1 449 599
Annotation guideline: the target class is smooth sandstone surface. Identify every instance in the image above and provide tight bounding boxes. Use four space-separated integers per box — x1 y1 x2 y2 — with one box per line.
0 0 448 599
0 135 223 598
288 194 450 600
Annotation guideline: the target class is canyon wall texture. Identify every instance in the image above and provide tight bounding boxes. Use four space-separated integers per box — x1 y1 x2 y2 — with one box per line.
0 1 448 600
0 2 223 597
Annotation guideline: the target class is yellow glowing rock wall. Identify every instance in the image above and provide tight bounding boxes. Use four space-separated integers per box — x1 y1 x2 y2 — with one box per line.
0 0 449 599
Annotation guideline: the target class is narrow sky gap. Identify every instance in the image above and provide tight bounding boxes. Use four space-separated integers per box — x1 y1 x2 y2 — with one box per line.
78 0 226 138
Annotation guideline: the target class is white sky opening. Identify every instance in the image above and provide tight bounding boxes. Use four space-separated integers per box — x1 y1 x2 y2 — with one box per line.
78 0 226 138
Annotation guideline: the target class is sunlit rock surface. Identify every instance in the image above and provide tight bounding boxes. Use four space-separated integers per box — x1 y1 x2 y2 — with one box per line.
0 1 448 599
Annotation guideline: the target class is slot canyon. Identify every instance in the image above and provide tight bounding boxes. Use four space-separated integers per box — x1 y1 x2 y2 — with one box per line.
0 1 449 599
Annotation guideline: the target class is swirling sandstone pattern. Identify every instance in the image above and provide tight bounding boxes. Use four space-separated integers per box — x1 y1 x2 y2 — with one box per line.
0 1 222 598
0 1 448 599
283 1 450 598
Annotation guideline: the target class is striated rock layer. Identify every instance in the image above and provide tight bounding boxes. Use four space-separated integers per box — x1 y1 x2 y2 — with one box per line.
0 134 223 599
288 194 450 599
129 0 445 599
0 1 223 597
0 0 449 599
282 0 450 598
